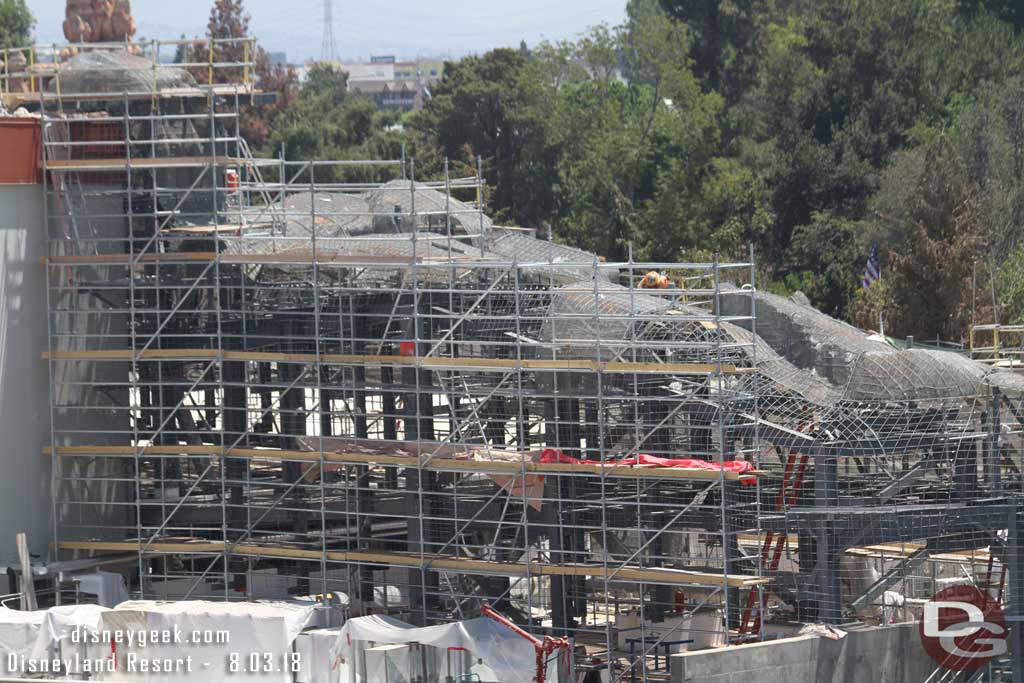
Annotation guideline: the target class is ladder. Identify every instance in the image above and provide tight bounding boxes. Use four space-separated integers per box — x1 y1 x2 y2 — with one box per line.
736 448 809 640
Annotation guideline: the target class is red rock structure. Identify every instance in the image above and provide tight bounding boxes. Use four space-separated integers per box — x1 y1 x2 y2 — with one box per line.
63 0 137 43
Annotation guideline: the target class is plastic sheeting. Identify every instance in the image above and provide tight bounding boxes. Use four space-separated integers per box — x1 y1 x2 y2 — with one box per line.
364 644 413 682
3 601 316 681
333 614 563 683
0 607 45 677
29 603 110 677
49 50 195 95
72 570 129 608
98 600 316 683
295 627 342 683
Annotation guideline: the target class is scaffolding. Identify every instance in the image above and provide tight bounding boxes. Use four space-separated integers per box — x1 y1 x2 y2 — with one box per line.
1 36 256 109
18 36 1024 681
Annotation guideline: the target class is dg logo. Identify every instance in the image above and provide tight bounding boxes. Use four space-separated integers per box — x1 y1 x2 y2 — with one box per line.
919 584 1007 672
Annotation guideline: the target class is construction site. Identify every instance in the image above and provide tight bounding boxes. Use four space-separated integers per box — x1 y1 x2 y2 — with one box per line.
2 31 1024 683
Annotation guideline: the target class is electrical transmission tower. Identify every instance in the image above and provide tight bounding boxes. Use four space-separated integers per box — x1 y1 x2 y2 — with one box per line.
321 0 337 62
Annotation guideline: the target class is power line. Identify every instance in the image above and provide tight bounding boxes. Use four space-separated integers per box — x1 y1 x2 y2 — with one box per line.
260 1 626 45
321 0 337 61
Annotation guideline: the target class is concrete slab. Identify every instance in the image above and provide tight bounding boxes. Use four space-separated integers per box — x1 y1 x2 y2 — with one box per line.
671 622 935 683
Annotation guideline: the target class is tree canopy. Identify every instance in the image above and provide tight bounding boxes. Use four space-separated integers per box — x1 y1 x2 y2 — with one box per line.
266 63 404 183
0 0 33 51
202 0 298 148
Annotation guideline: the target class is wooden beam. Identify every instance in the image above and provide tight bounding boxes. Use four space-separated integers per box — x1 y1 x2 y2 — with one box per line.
164 222 272 235
845 544 992 564
45 445 758 482
46 156 254 171
4 84 257 108
44 349 222 361
44 252 220 265
739 534 993 564
44 253 428 266
41 348 747 375
57 540 768 588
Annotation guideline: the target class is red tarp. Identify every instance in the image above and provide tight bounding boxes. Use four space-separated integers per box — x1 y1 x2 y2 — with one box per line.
536 447 756 475
491 448 756 510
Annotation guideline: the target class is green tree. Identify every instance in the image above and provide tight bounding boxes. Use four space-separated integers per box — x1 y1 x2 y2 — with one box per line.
552 79 658 258
410 49 558 226
784 212 861 317
733 0 1011 318
0 0 33 51
853 133 982 339
266 64 402 182
958 0 1024 31
657 0 776 100
205 0 250 81
173 35 189 64
200 0 297 149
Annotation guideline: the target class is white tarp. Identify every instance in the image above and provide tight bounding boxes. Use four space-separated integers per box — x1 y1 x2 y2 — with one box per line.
71 570 129 608
295 627 342 683
0 607 45 677
334 614 559 683
364 644 412 683
97 600 316 683
29 603 110 677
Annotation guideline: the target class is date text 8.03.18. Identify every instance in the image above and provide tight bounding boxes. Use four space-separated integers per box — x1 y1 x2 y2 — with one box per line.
227 652 302 674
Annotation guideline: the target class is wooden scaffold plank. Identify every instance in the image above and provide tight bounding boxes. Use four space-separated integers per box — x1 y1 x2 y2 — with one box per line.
45 445 760 482
41 348 750 375
57 540 768 588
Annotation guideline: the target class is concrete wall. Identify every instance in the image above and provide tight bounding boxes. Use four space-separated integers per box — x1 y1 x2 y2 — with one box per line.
0 185 53 565
49 183 133 543
671 623 935 683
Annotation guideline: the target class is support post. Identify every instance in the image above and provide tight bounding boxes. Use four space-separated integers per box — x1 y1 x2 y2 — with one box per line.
1009 502 1024 683
813 447 841 623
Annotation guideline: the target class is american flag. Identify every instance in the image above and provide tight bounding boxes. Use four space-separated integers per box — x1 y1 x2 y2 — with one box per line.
862 243 881 289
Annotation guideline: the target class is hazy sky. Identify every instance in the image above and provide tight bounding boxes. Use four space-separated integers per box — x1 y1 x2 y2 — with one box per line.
29 0 627 62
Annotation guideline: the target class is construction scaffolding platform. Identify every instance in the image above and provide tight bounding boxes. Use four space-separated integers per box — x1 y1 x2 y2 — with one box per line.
19 35 1024 682
1 37 258 110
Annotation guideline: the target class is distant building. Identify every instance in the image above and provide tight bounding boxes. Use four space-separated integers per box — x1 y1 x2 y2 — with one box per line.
339 56 445 112
345 60 394 83
350 79 420 111
393 61 416 80
394 59 443 80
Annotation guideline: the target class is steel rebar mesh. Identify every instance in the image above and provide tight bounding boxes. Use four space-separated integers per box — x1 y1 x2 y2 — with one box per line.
48 49 196 95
